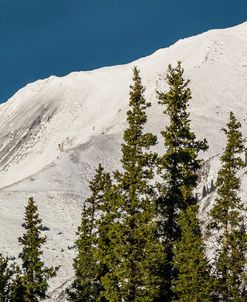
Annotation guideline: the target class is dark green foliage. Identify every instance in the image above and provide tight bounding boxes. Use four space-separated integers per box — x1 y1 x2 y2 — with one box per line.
0 253 13 301
68 164 111 302
209 112 247 301
67 204 99 302
173 205 213 301
95 179 119 302
101 67 165 302
13 197 58 302
156 62 208 300
10 266 26 302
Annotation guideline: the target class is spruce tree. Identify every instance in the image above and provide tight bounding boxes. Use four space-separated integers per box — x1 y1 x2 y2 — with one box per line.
67 164 111 302
0 253 13 301
209 112 247 301
95 173 122 302
11 266 26 302
156 62 208 300
101 67 165 302
67 204 99 302
172 205 213 301
14 197 58 302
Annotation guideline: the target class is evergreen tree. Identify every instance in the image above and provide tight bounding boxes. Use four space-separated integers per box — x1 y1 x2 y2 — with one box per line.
67 164 111 302
95 173 119 302
156 62 208 300
11 266 26 302
0 253 13 301
101 67 165 302
209 112 247 301
67 204 99 302
14 197 58 302
172 205 213 301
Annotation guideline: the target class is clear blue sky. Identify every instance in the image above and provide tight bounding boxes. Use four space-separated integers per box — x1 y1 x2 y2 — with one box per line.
0 0 247 103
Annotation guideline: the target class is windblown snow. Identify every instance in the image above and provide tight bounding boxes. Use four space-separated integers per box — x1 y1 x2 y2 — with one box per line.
0 22 247 301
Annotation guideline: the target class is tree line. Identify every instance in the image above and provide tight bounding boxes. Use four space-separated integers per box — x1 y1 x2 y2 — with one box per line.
0 62 246 301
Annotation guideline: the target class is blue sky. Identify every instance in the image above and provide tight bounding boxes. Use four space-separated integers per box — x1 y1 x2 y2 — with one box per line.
0 0 247 103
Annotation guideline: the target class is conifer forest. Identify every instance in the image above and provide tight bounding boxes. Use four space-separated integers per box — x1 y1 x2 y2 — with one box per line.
0 63 246 302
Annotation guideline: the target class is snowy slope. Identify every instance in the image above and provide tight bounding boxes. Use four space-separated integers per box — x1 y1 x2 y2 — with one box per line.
0 22 247 300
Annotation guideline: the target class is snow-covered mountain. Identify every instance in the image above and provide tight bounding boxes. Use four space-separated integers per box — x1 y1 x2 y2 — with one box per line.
1 22 247 300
